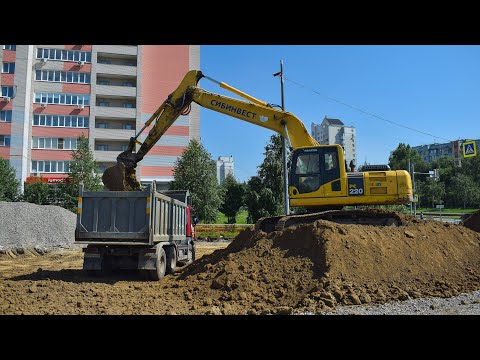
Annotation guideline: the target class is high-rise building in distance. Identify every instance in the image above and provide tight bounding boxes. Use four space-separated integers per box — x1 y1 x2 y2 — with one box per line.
311 116 356 167
216 155 234 184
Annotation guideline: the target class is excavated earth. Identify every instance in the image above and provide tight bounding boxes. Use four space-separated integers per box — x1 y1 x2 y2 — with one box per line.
463 210 480 233
1 215 479 315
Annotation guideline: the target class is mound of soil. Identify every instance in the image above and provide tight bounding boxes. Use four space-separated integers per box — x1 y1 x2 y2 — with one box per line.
463 210 480 233
165 217 480 314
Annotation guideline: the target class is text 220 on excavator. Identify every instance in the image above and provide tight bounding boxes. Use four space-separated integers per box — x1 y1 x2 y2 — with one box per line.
102 70 413 231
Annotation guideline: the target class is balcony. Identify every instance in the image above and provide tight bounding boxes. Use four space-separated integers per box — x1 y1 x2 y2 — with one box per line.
94 150 121 162
95 106 136 119
96 63 137 77
96 84 136 97
95 45 137 56
94 128 135 140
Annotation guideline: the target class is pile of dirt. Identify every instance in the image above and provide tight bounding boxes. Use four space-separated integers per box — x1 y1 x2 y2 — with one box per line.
0 201 77 252
463 210 480 233
162 217 480 314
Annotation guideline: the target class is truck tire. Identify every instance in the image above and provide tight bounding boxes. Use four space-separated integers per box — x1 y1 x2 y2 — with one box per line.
149 247 166 281
166 246 177 275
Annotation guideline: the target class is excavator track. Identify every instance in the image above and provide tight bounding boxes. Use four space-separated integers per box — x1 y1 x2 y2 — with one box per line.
255 210 402 233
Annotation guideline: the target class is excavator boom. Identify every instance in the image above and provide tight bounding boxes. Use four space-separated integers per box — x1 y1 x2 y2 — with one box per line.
102 70 317 190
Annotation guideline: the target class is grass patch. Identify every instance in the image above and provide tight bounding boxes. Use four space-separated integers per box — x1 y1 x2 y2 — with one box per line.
416 208 478 213
195 230 239 240
216 209 249 224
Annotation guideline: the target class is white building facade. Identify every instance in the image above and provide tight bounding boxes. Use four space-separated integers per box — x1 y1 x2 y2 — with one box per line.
311 117 356 167
216 155 234 184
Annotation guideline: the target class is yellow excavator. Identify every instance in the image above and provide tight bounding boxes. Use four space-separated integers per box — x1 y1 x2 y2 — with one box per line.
102 70 412 231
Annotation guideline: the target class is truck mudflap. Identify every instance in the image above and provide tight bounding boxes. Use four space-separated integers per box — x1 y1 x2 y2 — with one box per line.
138 251 157 271
83 252 103 271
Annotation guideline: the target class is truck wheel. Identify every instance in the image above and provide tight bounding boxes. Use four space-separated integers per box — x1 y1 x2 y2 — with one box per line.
166 246 177 275
149 247 166 281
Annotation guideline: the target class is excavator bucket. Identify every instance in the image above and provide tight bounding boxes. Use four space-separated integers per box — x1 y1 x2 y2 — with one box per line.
102 161 142 191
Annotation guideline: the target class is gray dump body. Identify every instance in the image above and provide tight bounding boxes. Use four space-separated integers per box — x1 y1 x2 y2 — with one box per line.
75 183 188 246
75 182 195 280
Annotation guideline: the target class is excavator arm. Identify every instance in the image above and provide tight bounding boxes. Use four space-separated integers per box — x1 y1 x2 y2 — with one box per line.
103 70 318 191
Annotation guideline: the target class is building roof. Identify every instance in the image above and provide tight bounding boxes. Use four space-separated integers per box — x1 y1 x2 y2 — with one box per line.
323 117 344 126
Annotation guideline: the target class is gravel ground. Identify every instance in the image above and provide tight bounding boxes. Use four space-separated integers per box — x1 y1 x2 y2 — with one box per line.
320 291 480 315
0 201 77 252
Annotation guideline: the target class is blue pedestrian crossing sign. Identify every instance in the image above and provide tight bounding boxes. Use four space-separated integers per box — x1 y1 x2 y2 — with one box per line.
463 141 477 158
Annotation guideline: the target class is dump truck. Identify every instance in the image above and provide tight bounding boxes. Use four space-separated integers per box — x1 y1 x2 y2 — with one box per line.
75 181 197 280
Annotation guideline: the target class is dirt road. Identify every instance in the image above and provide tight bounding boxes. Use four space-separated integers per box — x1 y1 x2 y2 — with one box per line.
0 242 229 315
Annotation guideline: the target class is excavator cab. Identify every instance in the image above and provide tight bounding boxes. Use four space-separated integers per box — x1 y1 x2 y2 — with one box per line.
290 146 341 196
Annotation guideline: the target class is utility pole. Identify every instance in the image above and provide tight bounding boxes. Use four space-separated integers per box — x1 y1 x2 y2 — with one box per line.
274 60 290 215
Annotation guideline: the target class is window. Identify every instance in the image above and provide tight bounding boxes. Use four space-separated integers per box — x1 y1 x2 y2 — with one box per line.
122 123 134 130
123 103 134 108
122 81 134 87
291 150 321 194
36 48 91 63
32 160 73 173
98 80 111 85
2 45 16 50
1 110 12 122
0 135 10 146
97 123 108 129
121 145 129 151
33 92 90 106
1 86 14 98
35 70 90 84
2 62 15 74
96 144 108 151
32 137 78 150
98 102 110 107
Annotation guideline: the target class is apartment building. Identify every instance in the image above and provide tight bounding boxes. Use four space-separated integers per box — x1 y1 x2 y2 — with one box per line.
311 116 357 166
413 139 480 166
216 155 234 184
0 45 200 191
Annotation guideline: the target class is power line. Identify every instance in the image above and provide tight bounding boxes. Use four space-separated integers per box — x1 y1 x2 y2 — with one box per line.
284 77 452 142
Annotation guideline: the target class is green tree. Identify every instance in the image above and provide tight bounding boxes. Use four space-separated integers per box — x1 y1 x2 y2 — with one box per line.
69 134 103 191
258 134 284 211
57 135 103 212
462 155 480 184
449 173 479 209
219 173 245 224
170 139 222 223
245 176 278 223
22 179 51 205
243 134 291 222
389 143 428 173
418 178 445 208
0 156 20 201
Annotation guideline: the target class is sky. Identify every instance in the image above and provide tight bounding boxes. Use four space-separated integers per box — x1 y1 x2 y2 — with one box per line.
198 45 480 183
